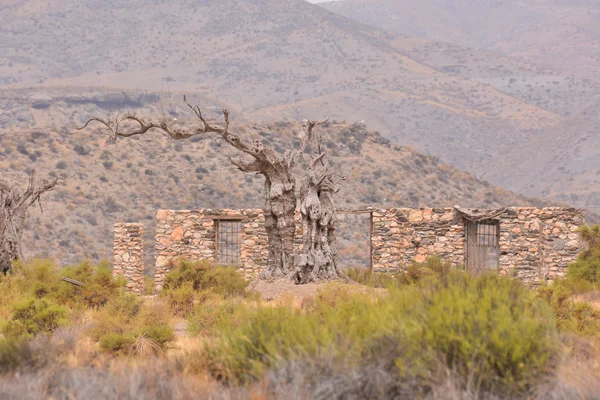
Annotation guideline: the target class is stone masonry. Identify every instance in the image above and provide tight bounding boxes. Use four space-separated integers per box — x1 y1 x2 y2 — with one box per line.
113 207 584 291
154 209 303 291
371 207 584 285
113 223 144 294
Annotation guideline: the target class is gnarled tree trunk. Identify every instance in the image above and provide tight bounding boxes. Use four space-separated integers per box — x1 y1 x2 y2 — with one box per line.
79 97 338 282
261 162 298 278
0 171 65 273
294 156 343 283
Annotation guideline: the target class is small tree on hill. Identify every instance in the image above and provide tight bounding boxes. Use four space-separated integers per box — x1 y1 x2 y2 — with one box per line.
78 97 344 283
0 171 66 274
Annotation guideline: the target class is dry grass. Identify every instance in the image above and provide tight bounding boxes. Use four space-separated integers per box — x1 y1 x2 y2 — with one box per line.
573 291 600 311
128 334 162 358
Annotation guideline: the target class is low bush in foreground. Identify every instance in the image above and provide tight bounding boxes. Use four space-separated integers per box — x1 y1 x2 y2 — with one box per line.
160 259 251 318
566 225 600 285
205 272 559 396
162 259 248 297
537 225 600 342
346 255 453 288
0 259 124 321
2 297 68 338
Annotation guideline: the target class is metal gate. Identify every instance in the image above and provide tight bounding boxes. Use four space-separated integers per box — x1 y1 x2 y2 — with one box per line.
465 219 500 274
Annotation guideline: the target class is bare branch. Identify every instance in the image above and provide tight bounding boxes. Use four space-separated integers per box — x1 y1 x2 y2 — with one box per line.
78 97 269 163
287 118 329 169
229 157 262 173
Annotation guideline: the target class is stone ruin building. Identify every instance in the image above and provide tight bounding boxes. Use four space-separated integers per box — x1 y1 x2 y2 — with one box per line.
114 207 584 293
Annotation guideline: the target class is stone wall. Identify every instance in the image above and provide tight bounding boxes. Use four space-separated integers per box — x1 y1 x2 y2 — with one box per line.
113 223 144 294
371 208 464 273
371 207 584 285
154 209 303 290
114 206 584 291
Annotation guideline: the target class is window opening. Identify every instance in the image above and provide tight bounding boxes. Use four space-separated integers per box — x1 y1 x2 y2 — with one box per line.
217 220 242 265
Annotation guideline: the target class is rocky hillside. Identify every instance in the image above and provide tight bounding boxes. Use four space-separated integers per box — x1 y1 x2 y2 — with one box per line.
321 0 600 79
0 91 539 270
0 0 598 213
0 0 597 220
319 0 600 214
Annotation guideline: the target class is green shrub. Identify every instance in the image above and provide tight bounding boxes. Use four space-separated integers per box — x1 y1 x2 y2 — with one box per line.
409 273 557 391
163 259 212 290
99 325 175 355
345 267 397 288
566 225 600 286
538 280 600 340
137 325 176 350
100 332 134 354
187 298 244 337
0 259 124 315
205 272 558 394
403 255 453 284
162 283 195 317
346 256 454 288
87 292 143 341
0 337 36 371
162 259 248 297
201 267 249 297
55 261 122 308
143 276 155 296
136 300 172 327
3 298 68 338
0 260 60 318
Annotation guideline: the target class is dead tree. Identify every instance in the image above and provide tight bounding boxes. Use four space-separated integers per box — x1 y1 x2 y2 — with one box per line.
78 97 343 282
0 171 66 274
294 155 343 283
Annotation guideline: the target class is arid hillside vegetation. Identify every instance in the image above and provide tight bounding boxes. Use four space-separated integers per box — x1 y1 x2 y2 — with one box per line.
0 95 536 267
322 0 600 79
0 0 598 213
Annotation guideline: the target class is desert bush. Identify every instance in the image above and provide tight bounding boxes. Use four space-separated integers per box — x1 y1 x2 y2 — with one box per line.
0 260 125 318
162 259 248 297
161 283 195 317
143 276 154 295
55 260 123 308
346 256 453 288
87 291 143 341
539 282 600 340
345 267 396 288
100 332 134 354
205 272 558 395
403 255 453 284
0 259 60 318
0 337 36 371
2 298 68 338
537 229 600 341
100 325 175 356
566 225 600 286
136 299 172 327
90 291 174 356
187 297 245 337
140 325 176 350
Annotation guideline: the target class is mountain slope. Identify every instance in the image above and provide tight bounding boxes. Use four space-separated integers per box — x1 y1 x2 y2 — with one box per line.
321 0 600 79
0 91 538 268
0 0 597 216
488 96 600 213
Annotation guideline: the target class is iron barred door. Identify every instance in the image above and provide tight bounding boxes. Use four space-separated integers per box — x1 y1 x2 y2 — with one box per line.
465 219 500 274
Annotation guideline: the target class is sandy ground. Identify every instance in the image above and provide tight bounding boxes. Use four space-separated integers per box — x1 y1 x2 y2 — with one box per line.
248 278 329 303
248 278 385 306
